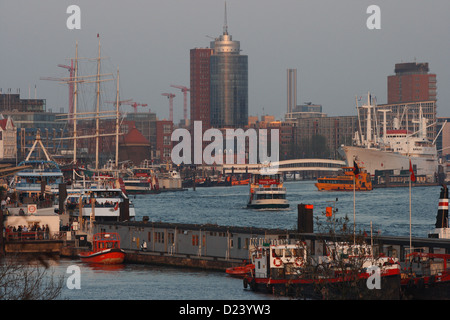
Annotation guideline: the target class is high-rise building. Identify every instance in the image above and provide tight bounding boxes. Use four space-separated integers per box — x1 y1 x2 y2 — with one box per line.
209 5 248 129
287 69 297 116
387 62 437 104
190 48 213 129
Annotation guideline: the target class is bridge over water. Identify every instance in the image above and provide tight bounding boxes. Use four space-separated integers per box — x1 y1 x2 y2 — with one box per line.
222 158 347 174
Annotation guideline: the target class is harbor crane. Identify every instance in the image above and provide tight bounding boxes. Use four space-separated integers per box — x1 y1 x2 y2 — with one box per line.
161 93 176 122
170 85 190 123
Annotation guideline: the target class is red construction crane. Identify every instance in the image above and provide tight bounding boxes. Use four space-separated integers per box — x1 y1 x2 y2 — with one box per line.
161 93 176 122
170 85 190 123
40 61 75 123
106 100 148 113
58 61 75 119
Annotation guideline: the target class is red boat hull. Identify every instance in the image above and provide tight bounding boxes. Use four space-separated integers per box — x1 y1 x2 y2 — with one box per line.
79 248 125 265
226 264 254 277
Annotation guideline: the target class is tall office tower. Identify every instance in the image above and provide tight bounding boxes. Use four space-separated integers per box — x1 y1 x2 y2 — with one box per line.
287 69 297 116
190 48 213 129
387 62 437 104
209 4 248 128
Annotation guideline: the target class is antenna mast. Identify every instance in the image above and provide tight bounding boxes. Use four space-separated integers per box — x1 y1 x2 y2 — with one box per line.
223 2 228 35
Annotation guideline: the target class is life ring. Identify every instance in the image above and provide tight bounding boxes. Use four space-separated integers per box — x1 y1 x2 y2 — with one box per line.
28 205 37 214
295 257 304 267
273 258 283 267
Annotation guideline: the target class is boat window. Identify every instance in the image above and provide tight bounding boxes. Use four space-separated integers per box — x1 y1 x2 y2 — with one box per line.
285 248 292 258
272 248 283 257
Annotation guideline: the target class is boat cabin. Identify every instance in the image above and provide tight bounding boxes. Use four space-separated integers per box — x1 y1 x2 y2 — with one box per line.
92 233 121 252
253 242 307 279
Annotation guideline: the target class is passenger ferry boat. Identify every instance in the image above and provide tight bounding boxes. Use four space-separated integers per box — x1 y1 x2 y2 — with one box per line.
243 239 401 299
79 232 125 264
315 167 372 191
65 183 136 222
121 160 160 194
247 174 289 209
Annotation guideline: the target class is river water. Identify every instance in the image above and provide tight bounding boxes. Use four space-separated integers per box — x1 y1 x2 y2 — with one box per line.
42 181 443 301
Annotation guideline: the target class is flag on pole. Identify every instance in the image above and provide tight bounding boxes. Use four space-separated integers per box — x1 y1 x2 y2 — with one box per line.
409 160 416 182
114 202 119 211
353 160 360 177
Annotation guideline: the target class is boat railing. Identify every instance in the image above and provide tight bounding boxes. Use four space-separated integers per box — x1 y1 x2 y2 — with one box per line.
253 187 286 192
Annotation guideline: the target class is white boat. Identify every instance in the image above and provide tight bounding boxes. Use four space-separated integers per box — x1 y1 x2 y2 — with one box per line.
122 160 160 194
339 93 438 181
65 185 135 222
247 174 289 209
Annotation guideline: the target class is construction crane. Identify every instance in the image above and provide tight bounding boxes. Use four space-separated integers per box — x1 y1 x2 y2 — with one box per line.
58 61 75 120
170 85 190 123
40 61 75 123
161 93 176 122
106 99 148 113
126 101 149 113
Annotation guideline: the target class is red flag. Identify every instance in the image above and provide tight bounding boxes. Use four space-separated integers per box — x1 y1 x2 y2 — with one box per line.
409 160 416 182
114 202 119 211
326 207 333 217
353 160 360 177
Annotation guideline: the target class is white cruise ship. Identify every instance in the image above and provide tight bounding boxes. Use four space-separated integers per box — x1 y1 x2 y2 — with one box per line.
339 93 438 181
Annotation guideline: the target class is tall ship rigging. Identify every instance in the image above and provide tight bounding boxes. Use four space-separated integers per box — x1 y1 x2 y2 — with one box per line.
54 37 136 222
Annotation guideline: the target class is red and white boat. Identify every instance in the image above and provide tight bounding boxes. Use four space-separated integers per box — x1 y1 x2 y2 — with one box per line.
400 185 450 299
243 240 401 299
79 233 125 264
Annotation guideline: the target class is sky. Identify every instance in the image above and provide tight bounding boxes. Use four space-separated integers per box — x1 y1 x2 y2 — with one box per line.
1 0 449 124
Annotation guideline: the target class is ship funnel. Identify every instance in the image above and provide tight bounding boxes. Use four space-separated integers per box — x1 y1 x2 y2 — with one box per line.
435 185 449 229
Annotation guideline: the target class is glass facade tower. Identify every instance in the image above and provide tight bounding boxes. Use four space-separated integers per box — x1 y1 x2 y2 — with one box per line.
209 20 248 129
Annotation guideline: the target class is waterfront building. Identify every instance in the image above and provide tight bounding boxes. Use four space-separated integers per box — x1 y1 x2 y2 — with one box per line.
294 116 358 159
209 7 248 129
286 103 326 121
156 120 173 164
437 117 450 160
388 62 437 104
119 126 151 166
0 92 46 113
190 48 213 130
0 116 17 162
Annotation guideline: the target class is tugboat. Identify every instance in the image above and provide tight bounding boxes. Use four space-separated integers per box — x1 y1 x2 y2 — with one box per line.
79 233 125 264
247 174 289 209
315 166 372 191
243 239 401 299
400 185 450 299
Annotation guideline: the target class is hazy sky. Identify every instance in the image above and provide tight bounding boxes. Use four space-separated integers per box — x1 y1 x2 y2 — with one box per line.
1 0 449 124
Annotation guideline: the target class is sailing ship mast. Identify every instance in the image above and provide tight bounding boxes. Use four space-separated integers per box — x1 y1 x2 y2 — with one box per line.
56 35 123 174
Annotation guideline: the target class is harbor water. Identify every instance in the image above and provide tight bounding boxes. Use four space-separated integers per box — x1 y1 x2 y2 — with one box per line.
47 181 441 300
